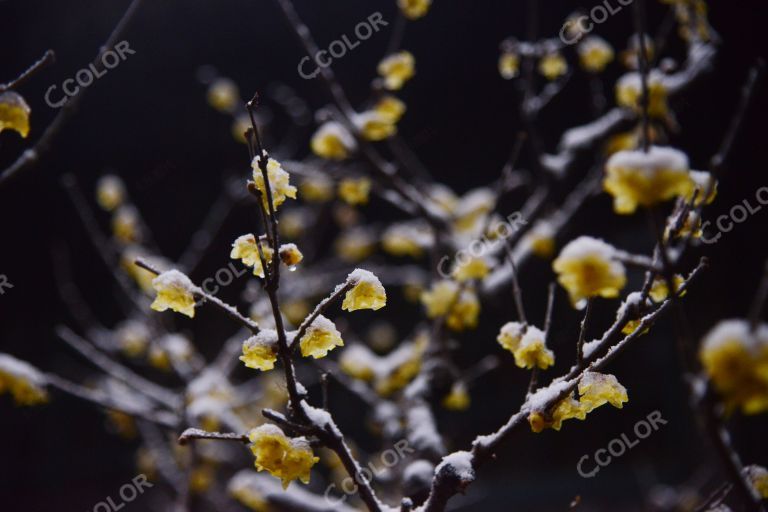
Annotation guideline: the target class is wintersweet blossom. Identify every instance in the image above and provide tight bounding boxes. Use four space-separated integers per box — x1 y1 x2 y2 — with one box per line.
382 222 432 258
649 274 685 302
0 91 31 138
96 175 126 212
353 111 397 141
378 51 415 90
523 221 556 258
337 177 371 206
529 372 628 432
342 269 387 311
310 121 356 160
498 52 520 79
578 36 614 73
745 465 768 499
335 227 377 262
538 52 567 81
206 78 239 113
0 354 48 405
251 156 297 211
421 280 480 331
699 320 768 414
442 383 470 411
577 371 629 412
686 170 718 206
604 146 693 214
452 256 491 282
374 95 406 123
278 243 303 268
497 322 554 370
231 234 274 278
240 330 279 371
116 320 150 357
150 270 198 318
299 315 344 359
398 0 432 19
553 237 627 308
616 70 669 118
112 205 141 243
298 175 335 202
339 344 376 382
248 424 319 488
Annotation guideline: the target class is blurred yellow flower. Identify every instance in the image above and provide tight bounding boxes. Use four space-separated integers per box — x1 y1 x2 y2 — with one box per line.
616 70 669 118
96 175 126 212
604 146 693 214
539 52 567 81
0 354 48 406
378 51 415 90
398 0 432 19
338 177 371 206
310 121 356 160
374 95 406 123
578 36 614 73
207 78 239 113
442 383 470 411
498 52 520 80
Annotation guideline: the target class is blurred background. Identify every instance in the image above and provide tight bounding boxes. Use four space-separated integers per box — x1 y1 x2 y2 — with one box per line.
1 0 767 510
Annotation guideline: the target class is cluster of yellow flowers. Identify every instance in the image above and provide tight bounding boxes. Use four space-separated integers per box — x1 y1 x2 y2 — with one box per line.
553 236 626 308
421 280 480 331
247 424 319 488
497 322 555 370
699 320 768 415
0 354 48 406
616 70 669 119
604 146 714 215
339 335 428 396
529 372 629 432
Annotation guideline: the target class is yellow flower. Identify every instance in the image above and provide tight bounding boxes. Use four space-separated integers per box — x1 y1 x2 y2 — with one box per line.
207 78 240 113
148 334 194 372
278 243 303 268
442 383 470 411
382 222 431 258
538 52 568 81
700 320 768 414
230 476 270 511
497 323 554 370
452 256 491 282
232 113 250 144
529 372 628 432
335 227 377 262
398 0 432 19
578 36 614 73
374 336 428 396
310 122 356 160
116 320 150 357
248 424 319 489
0 354 48 406
578 371 629 413
421 280 479 331
686 170 718 206
524 221 556 258
353 111 397 141
378 51 415 91
0 91 31 138
374 95 406 123
649 274 685 302
299 175 335 202
299 315 344 359
453 188 495 233
339 345 377 382
745 465 768 499
150 270 198 318
342 269 387 311
230 234 274 278
604 146 693 214
529 396 586 433
621 34 655 70
96 175 126 212
616 70 669 118
240 330 279 372
251 156 297 211
498 52 520 80
553 237 626 308
338 177 371 206
279 210 307 239
112 206 142 244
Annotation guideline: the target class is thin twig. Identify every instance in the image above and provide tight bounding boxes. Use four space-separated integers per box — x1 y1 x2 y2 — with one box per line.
0 50 55 92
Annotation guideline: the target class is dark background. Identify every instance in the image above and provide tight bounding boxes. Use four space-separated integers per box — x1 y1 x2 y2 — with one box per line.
1 0 767 510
